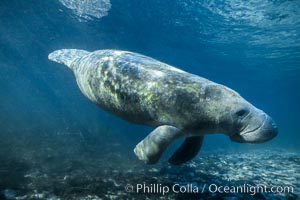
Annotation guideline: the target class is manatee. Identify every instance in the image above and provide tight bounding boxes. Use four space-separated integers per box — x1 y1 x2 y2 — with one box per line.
48 49 278 165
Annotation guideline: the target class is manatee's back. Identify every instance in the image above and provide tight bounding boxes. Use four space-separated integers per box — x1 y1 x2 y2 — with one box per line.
49 49 208 127
81 50 209 126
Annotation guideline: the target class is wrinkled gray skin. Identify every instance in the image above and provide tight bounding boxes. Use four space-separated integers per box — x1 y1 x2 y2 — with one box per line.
48 49 278 165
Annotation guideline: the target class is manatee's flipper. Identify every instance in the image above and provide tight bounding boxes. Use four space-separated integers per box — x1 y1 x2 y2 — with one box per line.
134 125 183 164
168 136 204 165
48 49 90 69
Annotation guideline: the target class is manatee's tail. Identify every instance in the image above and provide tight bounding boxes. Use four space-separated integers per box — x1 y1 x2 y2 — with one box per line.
48 49 90 69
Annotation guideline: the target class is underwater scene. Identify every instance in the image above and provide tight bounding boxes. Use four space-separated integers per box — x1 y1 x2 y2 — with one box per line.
0 0 299 199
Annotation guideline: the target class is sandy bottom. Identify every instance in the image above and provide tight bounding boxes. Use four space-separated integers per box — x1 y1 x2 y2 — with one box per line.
0 146 299 200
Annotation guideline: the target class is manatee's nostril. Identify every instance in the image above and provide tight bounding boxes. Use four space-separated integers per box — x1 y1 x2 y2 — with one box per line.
272 122 277 129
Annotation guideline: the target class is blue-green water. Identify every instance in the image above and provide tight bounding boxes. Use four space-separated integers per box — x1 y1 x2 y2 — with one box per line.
0 0 299 199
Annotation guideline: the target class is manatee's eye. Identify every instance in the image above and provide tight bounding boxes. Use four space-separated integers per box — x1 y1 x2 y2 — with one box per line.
235 108 249 118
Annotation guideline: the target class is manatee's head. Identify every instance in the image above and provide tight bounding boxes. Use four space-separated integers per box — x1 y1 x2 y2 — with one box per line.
203 84 278 144
228 105 278 144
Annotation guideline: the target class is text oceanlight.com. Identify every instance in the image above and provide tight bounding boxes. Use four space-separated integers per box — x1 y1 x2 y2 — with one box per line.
124 183 294 196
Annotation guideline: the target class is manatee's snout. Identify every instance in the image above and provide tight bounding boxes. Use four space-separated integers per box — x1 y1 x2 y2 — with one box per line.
230 109 278 144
